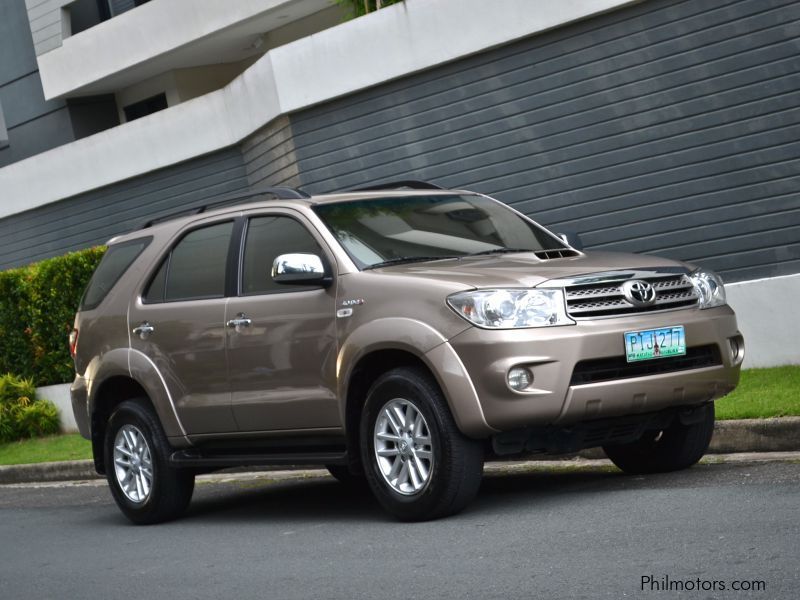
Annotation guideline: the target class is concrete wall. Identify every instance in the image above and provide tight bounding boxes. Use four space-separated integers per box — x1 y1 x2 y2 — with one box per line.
24 0 72 56
726 274 800 369
36 383 77 433
36 0 336 99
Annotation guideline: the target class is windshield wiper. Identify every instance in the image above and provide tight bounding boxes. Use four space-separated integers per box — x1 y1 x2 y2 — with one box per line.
363 256 459 270
463 247 534 257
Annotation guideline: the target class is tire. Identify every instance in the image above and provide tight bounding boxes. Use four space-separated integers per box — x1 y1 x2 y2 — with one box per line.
603 403 715 474
104 399 195 525
360 367 484 521
325 464 366 488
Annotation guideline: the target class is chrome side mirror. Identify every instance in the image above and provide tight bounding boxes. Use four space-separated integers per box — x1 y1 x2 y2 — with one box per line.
272 253 331 286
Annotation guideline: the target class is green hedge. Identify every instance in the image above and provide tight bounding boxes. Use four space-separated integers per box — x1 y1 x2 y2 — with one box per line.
0 373 60 443
0 247 105 386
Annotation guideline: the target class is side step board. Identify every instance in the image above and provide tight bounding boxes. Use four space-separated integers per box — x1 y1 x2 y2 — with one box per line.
169 450 348 469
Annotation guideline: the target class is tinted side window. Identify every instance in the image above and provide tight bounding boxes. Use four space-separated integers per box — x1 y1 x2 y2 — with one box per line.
81 238 150 310
164 221 233 301
143 257 168 304
242 216 323 295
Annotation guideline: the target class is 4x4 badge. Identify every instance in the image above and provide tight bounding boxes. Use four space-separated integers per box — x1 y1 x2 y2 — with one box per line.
622 280 657 307
342 298 365 306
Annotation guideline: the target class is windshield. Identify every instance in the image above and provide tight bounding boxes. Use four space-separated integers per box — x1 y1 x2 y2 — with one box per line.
313 194 566 269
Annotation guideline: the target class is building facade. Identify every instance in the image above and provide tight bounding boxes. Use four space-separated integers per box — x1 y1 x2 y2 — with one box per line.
1 0 798 367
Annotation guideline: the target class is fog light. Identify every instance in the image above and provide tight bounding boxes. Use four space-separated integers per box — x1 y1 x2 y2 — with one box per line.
729 334 745 365
508 367 533 391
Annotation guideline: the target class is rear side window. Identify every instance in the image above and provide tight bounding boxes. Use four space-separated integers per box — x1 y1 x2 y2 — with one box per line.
80 238 150 310
144 221 233 303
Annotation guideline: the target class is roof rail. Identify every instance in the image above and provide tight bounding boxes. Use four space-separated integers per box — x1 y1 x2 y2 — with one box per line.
139 186 310 229
351 180 444 192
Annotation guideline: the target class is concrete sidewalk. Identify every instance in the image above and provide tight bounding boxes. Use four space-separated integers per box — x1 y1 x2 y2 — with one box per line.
1 417 798 485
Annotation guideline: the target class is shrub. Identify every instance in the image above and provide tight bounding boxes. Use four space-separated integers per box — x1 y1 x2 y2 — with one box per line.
0 268 30 377
0 247 105 386
27 248 106 385
0 373 60 443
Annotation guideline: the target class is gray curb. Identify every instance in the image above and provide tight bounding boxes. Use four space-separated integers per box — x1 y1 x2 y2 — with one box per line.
2 417 799 484
709 417 800 453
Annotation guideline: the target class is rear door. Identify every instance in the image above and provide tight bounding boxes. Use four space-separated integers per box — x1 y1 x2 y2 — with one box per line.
225 211 340 432
128 218 238 435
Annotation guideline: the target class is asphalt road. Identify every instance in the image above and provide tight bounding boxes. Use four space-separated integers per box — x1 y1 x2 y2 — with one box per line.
0 458 798 600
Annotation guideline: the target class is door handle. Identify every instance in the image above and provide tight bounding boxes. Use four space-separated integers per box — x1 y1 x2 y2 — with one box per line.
132 322 155 339
226 313 252 329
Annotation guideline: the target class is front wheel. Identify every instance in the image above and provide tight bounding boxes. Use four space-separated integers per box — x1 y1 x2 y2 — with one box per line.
603 403 715 474
104 399 194 524
360 367 484 521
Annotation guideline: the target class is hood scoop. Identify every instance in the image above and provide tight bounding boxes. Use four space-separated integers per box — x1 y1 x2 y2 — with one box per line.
534 249 580 260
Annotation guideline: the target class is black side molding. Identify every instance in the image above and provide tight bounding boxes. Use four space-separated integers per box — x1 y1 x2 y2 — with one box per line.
169 449 348 469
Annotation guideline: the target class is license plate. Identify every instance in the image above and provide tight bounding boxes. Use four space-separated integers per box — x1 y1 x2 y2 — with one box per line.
624 326 686 362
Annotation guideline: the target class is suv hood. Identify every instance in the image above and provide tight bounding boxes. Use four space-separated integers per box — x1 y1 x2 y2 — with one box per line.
368 251 691 289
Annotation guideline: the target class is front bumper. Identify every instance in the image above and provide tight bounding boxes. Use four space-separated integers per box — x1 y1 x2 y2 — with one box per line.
447 305 742 433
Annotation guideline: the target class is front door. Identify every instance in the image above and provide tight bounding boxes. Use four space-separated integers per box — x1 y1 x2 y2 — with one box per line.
226 213 340 432
129 219 237 435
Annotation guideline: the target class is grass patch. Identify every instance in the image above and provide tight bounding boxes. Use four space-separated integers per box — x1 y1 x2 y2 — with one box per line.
716 366 800 420
0 433 92 466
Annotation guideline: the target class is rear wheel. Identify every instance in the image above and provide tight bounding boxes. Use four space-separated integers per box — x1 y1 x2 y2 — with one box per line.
603 403 715 474
360 367 484 521
104 399 194 524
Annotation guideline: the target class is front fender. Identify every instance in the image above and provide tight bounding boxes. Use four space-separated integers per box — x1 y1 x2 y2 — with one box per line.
337 318 494 438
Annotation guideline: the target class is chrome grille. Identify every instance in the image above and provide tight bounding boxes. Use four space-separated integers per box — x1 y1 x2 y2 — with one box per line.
565 274 698 318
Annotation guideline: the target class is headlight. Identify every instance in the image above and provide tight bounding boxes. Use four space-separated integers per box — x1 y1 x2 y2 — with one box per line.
447 289 574 329
690 268 726 309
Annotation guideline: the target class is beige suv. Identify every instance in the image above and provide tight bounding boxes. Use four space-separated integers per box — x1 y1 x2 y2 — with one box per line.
70 182 743 524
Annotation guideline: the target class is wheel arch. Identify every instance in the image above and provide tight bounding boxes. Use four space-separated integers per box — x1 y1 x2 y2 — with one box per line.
88 349 191 473
88 376 153 475
342 347 435 475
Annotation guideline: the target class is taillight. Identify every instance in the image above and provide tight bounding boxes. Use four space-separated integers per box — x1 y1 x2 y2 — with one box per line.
69 328 79 358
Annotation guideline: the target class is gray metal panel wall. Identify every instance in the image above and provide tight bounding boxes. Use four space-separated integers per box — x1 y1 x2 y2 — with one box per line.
291 0 800 283
241 116 301 188
0 147 248 269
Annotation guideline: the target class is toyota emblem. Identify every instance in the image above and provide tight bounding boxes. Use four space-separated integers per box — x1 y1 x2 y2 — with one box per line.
622 280 657 307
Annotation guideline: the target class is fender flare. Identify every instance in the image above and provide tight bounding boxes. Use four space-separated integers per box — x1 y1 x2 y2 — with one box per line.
87 348 189 442
337 318 494 437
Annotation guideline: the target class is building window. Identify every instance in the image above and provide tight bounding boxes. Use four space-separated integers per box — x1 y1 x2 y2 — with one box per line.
108 0 152 17
123 93 168 122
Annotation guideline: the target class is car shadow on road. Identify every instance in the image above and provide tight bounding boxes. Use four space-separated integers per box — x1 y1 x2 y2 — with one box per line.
186 477 385 523
180 463 682 523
